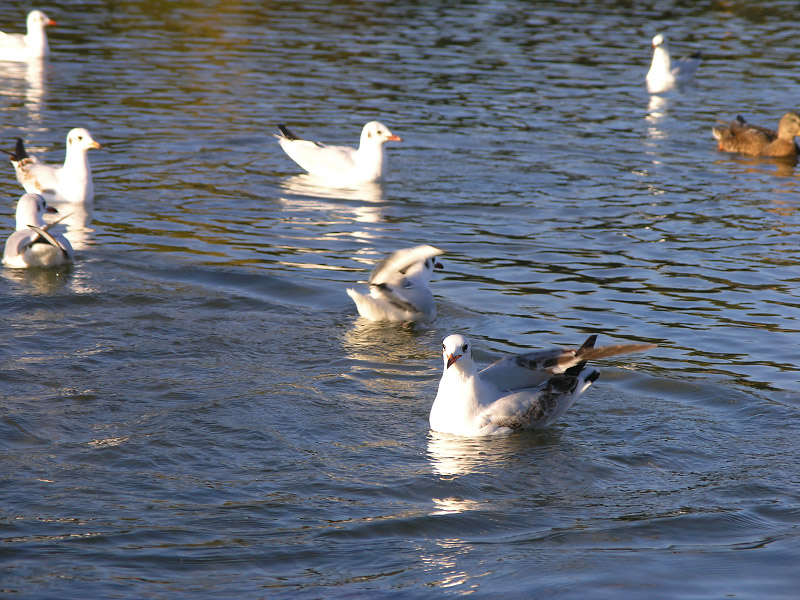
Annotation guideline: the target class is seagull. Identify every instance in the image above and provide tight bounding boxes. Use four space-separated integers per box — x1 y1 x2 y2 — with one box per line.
3 193 74 268
0 10 56 62
7 128 101 204
712 112 800 157
646 33 701 94
430 334 655 436
275 121 402 185
346 245 444 322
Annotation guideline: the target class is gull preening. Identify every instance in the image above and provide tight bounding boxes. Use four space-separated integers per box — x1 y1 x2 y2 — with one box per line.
7 128 101 204
3 193 74 268
712 112 800 158
347 245 444 322
276 121 402 186
430 334 655 436
0 10 56 62
646 33 701 94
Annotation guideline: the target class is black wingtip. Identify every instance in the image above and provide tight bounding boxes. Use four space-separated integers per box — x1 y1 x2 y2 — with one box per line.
278 124 300 141
578 334 597 354
12 138 29 161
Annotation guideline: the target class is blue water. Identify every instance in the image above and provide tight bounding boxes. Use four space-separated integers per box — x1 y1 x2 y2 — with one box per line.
2 1 800 597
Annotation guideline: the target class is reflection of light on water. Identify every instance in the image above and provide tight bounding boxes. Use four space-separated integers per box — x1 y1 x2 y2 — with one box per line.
0 59 46 121
47 201 95 250
418 537 475 590
647 93 668 119
280 174 386 204
431 496 480 515
427 431 517 478
645 95 668 143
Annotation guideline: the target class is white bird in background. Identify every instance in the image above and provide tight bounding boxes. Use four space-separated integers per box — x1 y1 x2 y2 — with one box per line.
430 334 655 436
3 192 74 268
275 121 402 186
646 33 701 94
0 10 56 62
347 245 444 322
7 128 101 204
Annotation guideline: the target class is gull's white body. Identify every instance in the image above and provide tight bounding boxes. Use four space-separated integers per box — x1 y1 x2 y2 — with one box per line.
0 11 55 62
430 334 654 436
276 121 402 186
347 245 444 322
10 128 101 204
3 193 73 268
646 34 701 94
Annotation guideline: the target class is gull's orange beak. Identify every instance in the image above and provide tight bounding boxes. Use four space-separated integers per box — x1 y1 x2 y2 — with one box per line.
387 134 402 142
446 353 461 369
46 19 56 27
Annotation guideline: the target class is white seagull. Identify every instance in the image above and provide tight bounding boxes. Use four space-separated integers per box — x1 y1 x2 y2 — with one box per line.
430 334 655 436
7 128 101 204
347 245 444 322
276 121 402 185
0 10 56 62
646 33 701 94
3 192 74 268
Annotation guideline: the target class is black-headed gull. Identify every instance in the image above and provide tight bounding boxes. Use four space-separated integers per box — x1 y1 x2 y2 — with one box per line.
712 112 800 158
276 121 402 185
430 334 655 436
646 33 701 94
0 10 56 62
3 193 73 268
7 128 101 203
347 245 444 322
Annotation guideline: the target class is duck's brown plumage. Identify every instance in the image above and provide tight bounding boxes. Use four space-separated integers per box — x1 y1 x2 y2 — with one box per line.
712 112 800 157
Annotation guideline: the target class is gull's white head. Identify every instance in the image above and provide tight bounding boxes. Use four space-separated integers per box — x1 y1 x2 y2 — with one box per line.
15 192 56 231
361 121 403 146
651 34 665 48
66 128 102 151
27 10 56 32
442 334 474 371
406 254 444 283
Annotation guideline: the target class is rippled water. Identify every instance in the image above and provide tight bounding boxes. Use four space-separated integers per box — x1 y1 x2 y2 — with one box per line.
2 1 800 597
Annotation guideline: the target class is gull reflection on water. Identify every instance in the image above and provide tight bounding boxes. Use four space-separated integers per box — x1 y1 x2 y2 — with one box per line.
0 59 46 121
426 431 524 479
279 174 386 204
47 202 95 251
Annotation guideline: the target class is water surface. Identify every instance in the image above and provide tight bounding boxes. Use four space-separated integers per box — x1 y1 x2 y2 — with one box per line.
2 1 800 598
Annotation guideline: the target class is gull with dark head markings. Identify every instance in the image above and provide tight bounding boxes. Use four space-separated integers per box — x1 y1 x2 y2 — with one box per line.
3 192 74 268
430 334 655 436
0 10 56 62
347 245 444 322
7 128 101 204
276 121 402 186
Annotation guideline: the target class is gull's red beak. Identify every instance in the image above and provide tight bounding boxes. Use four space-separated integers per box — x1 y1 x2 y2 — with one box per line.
387 134 402 142
446 353 461 369
46 19 57 27
46 206 58 214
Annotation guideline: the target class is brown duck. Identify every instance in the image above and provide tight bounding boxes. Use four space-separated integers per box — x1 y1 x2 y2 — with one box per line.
712 112 800 157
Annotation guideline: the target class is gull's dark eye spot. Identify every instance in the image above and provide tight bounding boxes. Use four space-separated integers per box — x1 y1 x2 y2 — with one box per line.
463 343 469 352
442 343 446 351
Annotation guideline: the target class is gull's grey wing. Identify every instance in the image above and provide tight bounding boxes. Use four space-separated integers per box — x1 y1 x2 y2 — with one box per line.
480 335 655 392
25 224 71 258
